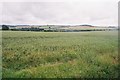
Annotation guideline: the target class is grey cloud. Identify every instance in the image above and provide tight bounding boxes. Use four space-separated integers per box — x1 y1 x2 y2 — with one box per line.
1 1 118 26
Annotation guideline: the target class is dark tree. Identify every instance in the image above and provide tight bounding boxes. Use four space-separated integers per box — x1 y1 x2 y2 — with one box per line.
2 25 9 30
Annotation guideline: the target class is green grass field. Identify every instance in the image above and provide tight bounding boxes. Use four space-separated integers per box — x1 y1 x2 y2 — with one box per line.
2 31 119 78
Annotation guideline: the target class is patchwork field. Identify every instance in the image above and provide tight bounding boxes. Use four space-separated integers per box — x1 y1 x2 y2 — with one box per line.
2 31 119 78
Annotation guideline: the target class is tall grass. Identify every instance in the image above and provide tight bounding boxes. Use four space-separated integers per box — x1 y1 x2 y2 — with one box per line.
2 31 118 78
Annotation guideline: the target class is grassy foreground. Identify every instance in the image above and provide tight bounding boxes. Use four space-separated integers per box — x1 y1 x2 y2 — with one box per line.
2 31 119 78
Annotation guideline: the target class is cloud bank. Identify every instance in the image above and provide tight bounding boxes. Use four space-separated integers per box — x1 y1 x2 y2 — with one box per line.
1 0 118 26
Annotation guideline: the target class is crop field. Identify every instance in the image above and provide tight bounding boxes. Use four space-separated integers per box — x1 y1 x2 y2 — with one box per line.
2 31 119 78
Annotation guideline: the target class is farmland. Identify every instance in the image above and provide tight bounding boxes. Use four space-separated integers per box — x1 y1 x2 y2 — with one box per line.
2 31 119 78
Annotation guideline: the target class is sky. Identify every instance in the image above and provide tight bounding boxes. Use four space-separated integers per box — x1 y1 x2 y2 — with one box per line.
0 0 119 26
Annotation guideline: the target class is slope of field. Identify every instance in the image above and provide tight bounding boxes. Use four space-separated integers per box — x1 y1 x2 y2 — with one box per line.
2 31 118 78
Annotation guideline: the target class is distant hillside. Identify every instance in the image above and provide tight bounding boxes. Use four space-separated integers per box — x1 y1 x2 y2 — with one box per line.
0 24 118 32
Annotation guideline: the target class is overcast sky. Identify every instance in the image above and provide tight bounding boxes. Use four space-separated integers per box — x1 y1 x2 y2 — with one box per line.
1 0 119 26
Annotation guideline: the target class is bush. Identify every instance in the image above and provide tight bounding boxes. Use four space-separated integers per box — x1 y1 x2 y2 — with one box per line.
2 25 9 30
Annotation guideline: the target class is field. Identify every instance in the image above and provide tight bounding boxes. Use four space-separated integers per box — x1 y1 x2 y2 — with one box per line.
2 31 119 78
